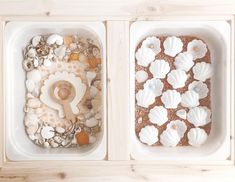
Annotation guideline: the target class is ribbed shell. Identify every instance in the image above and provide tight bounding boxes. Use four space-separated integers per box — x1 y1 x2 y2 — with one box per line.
141 36 161 55
187 128 208 147
136 89 155 108
187 106 211 127
187 39 207 60
181 90 199 108
160 128 181 147
166 120 187 138
161 90 181 109
148 106 168 126
149 59 170 79
174 52 194 72
135 47 155 67
143 78 164 97
188 81 209 99
139 125 159 145
163 36 183 57
192 62 213 82
167 69 188 89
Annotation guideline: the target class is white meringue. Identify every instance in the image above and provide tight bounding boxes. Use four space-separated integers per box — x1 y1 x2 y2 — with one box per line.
135 70 148 83
187 39 207 60
176 109 187 120
47 34 63 45
188 81 209 99
135 47 155 67
181 90 199 108
149 59 170 79
187 128 208 147
187 106 211 127
163 36 183 57
136 89 155 108
139 125 158 145
160 128 181 147
193 62 213 82
167 120 187 138
143 78 163 97
167 69 187 89
141 36 161 55
174 52 194 72
161 90 181 109
148 106 168 126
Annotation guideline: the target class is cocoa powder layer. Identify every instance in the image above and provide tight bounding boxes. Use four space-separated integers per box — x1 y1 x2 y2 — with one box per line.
135 36 211 146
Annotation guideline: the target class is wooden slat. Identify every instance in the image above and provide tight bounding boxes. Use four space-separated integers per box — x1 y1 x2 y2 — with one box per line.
107 21 130 160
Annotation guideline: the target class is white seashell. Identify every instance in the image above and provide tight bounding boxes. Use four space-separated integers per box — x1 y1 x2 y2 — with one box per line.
86 71 96 87
167 120 187 138
54 136 63 143
27 48 37 58
41 126 55 139
163 36 183 57
54 46 66 57
43 59 52 67
32 35 41 47
27 98 41 108
29 134 37 141
188 81 209 99
187 128 208 147
89 135 97 144
135 70 148 83
187 39 207 60
136 89 155 108
26 125 39 135
135 47 155 67
176 109 187 119
56 127 65 134
149 59 170 79
148 106 168 126
27 69 42 83
167 69 187 89
143 78 163 97
26 79 36 92
141 36 161 55
174 52 194 72
193 62 213 82
139 125 158 145
187 106 211 127
50 140 59 148
90 86 99 98
160 128 181 147
161 90 181 109
44 142 50 148
33 58 39 67
47 34 63 45
24 113 39 126
181 90 199 108
85 117 98 128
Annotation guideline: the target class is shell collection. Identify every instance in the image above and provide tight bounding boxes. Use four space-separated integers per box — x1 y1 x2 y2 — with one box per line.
135 36 212 147
23 34 102 148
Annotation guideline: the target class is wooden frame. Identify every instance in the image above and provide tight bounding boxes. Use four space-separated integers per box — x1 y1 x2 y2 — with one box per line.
0 0 235 181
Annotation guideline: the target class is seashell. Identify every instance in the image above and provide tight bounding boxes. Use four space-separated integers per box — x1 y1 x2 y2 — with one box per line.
69 52 80 61
75 131 89 145
32 35 41 47
139 125 158 146
148 106 168 126
143 78 163 97
89 135 97 144
27 69 42 83
166 120 187 138
54 136 63 143
56 127 65 134
33 58 40 67
23 58 34 71
174 52 194 72
160 128 181 147
187 128 208 147
187 39 207 60
135 70 148 83
41 126 55 139
50 140 59 148
141 36 161 55
27 98 41 108
181 90 199 108
69 43 77 50
149 59 170 79
46 34 63 45
27 48 37 58
29 134 37 141
167 69 187 89
90 86 99 98
85 117 98 128
136 89 155 108
88 57 101 68
135 47 155 67
86 71 96 87
26 79 35 92
161 90 181 109
163 36 183 57
43 59 52 67
176 109 187 119
44 142 50 148
26 124 39 135
188 81 209 99
192 62 213 82
187 106 211 127
26 93 35 99
54 46 66 57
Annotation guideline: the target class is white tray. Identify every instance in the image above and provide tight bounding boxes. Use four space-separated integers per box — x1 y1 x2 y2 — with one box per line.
4 21 106 160
130 21 231 161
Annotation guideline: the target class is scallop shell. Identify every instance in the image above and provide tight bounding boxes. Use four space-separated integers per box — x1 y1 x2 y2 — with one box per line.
40 71 87 118
187 128 208 147
139 125 158 146
148 106 168 126
141 36 161 55
167 69 187 89
135 47 155 67
135 70 148 83
181 90 199 108
174 52 194 72
187 106 211 127
176 109 187 119
149 59 170 79
163 36 183 57
188 81 209 99
160 128 181 147
27 48 37 58
47 34 63 45
54 46 66 57
161 90 181 109
32 35 41 47
143 78 163 97
192 62 213 82
187 39 207 60
167 120 187 138
136 89 155 108
85 117 98 127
